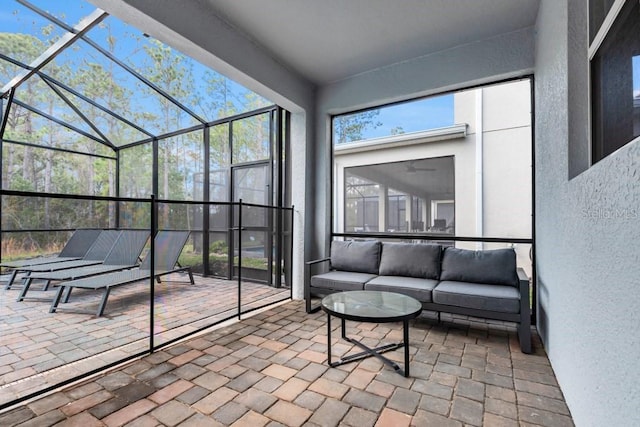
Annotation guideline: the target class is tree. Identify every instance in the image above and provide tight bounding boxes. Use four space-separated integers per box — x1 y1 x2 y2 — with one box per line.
333 109 382 144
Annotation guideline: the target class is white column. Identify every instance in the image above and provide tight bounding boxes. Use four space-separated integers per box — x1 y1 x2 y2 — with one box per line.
378 185 388 232
405 195 413 231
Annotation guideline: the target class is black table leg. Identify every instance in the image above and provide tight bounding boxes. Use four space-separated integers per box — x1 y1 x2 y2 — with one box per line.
327 313 332 366
326 317 411 376
403 319 410 377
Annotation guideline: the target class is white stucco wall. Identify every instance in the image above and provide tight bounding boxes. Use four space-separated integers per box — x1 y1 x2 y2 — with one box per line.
535 1 640 425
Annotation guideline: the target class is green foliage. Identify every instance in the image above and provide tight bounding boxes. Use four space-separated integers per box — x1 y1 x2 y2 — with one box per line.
210 239 228 254
1 9 280 254
334 109 382 144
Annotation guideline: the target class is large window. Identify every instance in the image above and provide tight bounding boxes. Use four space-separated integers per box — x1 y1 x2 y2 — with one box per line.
332 79 533 280
590 0 640 163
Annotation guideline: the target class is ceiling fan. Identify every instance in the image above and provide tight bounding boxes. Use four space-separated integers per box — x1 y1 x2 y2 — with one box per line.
406 161 436 173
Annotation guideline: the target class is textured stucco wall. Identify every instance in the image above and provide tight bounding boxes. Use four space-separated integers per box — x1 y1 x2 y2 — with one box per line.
535 1 640 425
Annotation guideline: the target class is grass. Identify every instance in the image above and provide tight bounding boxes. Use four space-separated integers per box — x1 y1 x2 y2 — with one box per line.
1 238 61 262
178 247 269 271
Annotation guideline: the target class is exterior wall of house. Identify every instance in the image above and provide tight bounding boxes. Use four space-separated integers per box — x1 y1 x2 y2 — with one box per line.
535 0 640 425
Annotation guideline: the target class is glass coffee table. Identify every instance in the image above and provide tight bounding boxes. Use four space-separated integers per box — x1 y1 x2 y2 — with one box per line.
321 290 422 377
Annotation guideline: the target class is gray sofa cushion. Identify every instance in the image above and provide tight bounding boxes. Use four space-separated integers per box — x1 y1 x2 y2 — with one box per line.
310 271 377 291
440 247 518 286
330 240 381 274
365 276 438 303
378 243 441 279
433 280 521 313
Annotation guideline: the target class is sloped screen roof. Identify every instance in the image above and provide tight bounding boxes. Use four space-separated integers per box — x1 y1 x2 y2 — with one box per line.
0 0 272 150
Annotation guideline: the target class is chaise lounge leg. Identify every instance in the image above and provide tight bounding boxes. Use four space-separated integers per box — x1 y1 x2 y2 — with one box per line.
16 278 34 302
49 286 65 313
4 270 18 290
97 287 111 317
63 286 73 303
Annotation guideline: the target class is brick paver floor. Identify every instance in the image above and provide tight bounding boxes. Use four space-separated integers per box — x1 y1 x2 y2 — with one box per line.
0 275 290 406
0 300 574 426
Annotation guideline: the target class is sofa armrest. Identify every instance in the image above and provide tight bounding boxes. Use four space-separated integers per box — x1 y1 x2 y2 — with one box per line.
517 268 529 301
305 257 331 313
305 257 331 266
517 268 532 353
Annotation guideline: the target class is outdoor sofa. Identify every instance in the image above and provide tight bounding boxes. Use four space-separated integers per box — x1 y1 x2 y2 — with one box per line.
305 240 532 353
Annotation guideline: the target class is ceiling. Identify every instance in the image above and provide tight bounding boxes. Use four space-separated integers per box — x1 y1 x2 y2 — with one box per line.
204 0 541 85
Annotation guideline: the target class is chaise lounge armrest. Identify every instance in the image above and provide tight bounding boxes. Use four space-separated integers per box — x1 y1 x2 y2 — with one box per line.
305 257 331 313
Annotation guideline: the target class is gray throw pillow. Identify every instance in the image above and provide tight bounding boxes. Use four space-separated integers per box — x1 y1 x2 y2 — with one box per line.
330 240 381 274
378 243 441 279
440 247 518 286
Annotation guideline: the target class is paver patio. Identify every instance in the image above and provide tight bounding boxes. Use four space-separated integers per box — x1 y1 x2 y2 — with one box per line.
0 274 290 406
0 299 573 426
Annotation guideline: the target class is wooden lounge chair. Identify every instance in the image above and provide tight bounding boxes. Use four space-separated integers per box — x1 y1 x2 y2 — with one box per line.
3 229 116 290
49 230 194 316
16 230 149 301
1 229 103 288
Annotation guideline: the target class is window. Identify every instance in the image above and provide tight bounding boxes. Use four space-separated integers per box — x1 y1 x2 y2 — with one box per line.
332 79 532 247
333 94 454 144
590 0 640 163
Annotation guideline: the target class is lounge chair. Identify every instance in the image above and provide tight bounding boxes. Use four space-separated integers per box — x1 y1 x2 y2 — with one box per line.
3 229 118 290
49 230 194 316
1 229 103 289
16 230 149 301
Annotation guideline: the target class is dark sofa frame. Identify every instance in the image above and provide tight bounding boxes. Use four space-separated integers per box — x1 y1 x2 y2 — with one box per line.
305 245 532 354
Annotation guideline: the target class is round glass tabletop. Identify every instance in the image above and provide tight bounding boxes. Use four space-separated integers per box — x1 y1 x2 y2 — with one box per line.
321 291 422 323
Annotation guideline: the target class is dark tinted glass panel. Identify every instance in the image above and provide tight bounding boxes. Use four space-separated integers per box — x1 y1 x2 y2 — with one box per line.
589 0 616 42
591 0 640 162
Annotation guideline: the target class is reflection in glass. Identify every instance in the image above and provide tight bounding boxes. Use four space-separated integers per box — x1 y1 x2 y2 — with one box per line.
590 0 640 161
633 55 639 137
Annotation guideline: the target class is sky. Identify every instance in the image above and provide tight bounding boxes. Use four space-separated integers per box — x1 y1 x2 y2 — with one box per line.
364 95 454 139
337 94 455 142
1 0 270 128
634 55 640 98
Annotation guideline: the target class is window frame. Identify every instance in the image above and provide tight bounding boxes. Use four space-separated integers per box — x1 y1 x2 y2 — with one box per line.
588 0 640 164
